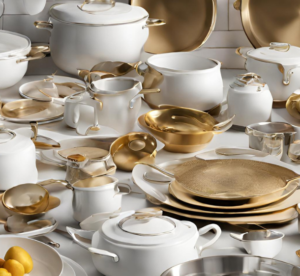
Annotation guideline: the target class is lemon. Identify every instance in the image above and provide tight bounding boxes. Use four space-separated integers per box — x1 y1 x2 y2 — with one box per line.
4 247 33 273
0 268 11 276
3 260 24 276
0 259 5 268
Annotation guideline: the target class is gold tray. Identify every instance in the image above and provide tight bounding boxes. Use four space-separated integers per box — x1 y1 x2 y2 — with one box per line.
155 206 298 225
234 0 300 48
0 99 64 123
130 0 217 54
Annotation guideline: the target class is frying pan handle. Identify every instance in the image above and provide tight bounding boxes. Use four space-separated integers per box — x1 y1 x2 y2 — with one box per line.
197 224 222 255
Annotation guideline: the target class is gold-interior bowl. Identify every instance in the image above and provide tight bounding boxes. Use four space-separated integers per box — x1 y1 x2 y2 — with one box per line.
138 108 232 153
110 132 157 172
145 107 218 134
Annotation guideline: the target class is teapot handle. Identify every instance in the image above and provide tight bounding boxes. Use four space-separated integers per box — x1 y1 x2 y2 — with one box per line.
197 224 222 255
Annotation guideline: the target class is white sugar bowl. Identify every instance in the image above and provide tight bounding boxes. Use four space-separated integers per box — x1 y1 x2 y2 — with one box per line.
227 73 273 128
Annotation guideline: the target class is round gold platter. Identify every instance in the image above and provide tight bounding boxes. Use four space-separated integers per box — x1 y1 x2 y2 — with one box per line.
235 0 300 48
130 0 217 54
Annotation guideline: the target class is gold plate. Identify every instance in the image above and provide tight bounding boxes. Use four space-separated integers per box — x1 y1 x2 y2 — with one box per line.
236 0 300 48
146 189 300 215
156 205 298 225
286 94 300 120
0 100 64 123
166 159 298 201
130 0 217 54
58 147 109 160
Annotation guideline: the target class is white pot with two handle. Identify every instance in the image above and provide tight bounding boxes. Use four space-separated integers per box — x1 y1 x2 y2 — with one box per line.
145 52 223 111
67 209 222 276
237 42 300 103
64 77 160 135
2 0 46 16
0 126 37 190
34 0 165 75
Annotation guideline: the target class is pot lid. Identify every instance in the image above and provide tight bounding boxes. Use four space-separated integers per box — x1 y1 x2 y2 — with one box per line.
50 2 148 26
100 209 197 246
247 43 300 66
0 30 31 58
230 73 268 93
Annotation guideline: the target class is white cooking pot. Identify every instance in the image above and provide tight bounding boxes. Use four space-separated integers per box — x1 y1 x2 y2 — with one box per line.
0 30 45 90
227 73 273 127
0 126 37 190
64 77 159 135
237 42 300 103
67 210 222 276
34 0 164 75
145 52 223 111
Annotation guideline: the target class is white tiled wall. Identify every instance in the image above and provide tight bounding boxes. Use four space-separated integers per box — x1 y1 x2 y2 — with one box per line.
0 0 250 74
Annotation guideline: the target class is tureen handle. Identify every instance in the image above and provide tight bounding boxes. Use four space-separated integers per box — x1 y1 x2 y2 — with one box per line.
144 19 166 29
197 224 222 255
77 0 115 14
88 248 119 262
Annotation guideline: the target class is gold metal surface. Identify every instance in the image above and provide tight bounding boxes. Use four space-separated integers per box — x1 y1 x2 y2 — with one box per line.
110 132 157 172
34 21 53 30
237 0 300 48
0 99 64 122
2 184 50 215
130 0 217 54
156 205 298 225
16 45 49 64
138 108 233 153
286 93 300 120
58 147 109 160
296 250 300 258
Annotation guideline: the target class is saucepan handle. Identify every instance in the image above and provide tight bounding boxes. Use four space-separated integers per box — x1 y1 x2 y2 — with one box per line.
115 183 132 196
197 224 222 255
34 21 53 32
144 18 166 29
77 0 115 13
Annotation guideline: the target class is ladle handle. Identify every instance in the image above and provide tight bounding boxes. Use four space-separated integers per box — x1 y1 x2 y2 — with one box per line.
137 162 175 178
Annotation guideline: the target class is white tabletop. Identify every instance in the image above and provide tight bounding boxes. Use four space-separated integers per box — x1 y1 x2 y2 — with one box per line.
1 69 300 276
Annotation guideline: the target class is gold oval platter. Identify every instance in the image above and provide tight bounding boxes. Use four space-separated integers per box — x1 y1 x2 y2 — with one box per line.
234 0 300 48
0 99 64 123
130 0 217 54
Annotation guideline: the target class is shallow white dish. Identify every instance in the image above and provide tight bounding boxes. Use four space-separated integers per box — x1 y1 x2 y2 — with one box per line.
61 256 87 276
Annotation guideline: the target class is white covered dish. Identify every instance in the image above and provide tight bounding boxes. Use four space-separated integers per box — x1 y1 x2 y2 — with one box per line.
67 209 222 276
237 42 300 103
34 1 164 75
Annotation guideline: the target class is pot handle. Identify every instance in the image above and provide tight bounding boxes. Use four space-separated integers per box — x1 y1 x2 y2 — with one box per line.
88 248 119 262
77 0 115 13
16 52 45 64
34 21 53 31
66 227 95 249
115 183 132 196
235 47 253 60
197 224 222 255
144 18 166 29
129 89 160 109
233 0 241 10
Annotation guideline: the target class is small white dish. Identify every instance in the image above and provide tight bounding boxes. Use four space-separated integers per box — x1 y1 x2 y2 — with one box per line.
230 230 284 258
61 256 87 276
61 258 75 276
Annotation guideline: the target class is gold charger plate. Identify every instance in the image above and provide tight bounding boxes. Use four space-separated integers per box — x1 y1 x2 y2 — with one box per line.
130 0 217 54
0 99 64 123
234 0 300 48
155 205 298 225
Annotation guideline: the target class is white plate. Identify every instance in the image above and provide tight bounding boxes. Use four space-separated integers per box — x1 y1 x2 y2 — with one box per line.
61 256 88 276
61 257 76 276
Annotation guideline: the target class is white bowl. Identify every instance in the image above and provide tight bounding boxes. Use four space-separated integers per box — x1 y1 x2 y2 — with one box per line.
0 236 63 276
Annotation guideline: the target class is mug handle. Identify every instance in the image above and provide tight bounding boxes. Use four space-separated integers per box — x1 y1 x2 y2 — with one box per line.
197 224 222 255
115 183 132 196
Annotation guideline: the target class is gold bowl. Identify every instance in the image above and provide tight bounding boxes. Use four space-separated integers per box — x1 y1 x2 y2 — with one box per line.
286 93 300 120
110 132 157 172
138 107 234 153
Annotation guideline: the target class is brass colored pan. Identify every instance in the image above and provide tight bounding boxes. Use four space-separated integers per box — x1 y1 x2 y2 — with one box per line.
130 0 217 54
234 0 300 48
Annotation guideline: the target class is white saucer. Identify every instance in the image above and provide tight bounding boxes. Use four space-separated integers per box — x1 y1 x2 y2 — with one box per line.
61 256 87 276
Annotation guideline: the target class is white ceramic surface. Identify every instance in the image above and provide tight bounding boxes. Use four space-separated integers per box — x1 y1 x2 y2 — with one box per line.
0 236 63 276
61 255 88 276
240 43 300 101
64 77 149 135
3 0 46 15
34 3 156 75
67 211 221 276
72 176 131 222
146 52 223 111
0 128 37 190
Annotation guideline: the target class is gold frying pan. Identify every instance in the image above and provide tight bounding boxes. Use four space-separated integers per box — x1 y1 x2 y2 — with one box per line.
234 0 300 48
130 0 217 54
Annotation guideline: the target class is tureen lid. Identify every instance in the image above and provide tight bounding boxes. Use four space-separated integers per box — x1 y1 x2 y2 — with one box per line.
0 30 31 58
50 1 149 26
247 43 300 66
100 209 197 246
230 73 268 93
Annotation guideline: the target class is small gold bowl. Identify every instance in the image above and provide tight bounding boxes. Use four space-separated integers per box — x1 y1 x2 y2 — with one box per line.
138 107 233 153
110 132 157 172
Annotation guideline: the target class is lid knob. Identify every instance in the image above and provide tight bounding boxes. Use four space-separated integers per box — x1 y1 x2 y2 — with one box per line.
77 0 115 14
269 42 290 52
